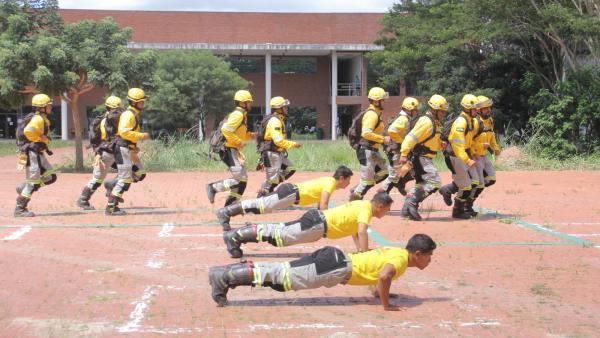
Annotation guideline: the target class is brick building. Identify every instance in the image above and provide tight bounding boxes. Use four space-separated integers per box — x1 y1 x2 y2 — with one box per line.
1 10 410 140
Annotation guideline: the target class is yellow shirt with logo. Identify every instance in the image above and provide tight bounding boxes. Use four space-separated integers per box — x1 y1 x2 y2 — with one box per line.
361 105 385 149
472 117 500 156
347 247 409 285
448 112 475 163
296 176 337 206
400 113 443 158
117 106 144 145
24 114 51 144
221 107 253 149
323 200 372 239
264 113 297 151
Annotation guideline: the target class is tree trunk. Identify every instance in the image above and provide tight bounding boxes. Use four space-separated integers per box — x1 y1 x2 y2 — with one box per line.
70 94 84 171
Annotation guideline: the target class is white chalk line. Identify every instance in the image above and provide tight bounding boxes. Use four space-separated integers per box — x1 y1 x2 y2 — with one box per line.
568 233 600 237
117 285 159 333
145 249 166 269
158 223 174 237
2 226 32 241
555 222 600 225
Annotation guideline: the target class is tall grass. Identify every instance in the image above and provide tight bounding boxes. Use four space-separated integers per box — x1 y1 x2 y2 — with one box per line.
0 139 74 156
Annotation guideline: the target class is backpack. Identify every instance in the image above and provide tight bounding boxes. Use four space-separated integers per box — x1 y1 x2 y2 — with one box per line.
88 115 104 150
474 116 494 138
16 112 37 151
105 107 125 140
207 116 228 161
440 112 473 142
255 114 283 153
347 109 382 150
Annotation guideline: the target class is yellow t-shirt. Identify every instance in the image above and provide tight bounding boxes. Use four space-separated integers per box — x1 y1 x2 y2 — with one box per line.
323 200 372 239
347 247 409 285
296 176 337 206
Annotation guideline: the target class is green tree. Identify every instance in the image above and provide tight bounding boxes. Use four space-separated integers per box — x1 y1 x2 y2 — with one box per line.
144 50 248 138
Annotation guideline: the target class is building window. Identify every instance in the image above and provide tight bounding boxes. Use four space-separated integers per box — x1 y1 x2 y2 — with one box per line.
272 57 317 74
247 106 264 132
228 56 265 74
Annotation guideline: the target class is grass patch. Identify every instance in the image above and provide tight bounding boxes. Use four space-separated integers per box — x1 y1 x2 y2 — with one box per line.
530 283 554 297
0 139 74 157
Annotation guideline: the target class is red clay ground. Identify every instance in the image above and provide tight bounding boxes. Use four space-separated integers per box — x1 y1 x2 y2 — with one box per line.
1 150 599 337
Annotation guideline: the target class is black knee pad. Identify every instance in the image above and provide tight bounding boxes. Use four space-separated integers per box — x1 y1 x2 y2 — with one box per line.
276 183 297 199
485 180 496 187
237 181 247 195
122 183 131 192
45 174 57 186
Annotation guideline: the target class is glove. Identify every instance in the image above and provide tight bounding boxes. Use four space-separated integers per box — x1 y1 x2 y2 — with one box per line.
17 153 27 171
395 161 413 178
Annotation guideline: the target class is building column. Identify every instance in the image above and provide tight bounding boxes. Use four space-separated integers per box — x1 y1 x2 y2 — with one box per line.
331 51 338 140
265 53 272 115
61 96 68 140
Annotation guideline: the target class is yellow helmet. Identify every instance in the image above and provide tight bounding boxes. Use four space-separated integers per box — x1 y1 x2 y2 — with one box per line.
270 96 290 109
127 88 149 103
105 96 123 109
427 94 448 111
367 87 389 101
477 95 493 108
402 97 419 111
234 90 253 102
460 94 479 110
32 94 53 108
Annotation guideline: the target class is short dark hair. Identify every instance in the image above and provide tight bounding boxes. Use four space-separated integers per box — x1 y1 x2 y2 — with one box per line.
405 234 437 254
333 165 353 179
371 192 393 206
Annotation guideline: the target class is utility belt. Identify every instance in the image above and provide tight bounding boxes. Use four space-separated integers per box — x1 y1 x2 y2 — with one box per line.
358 138 380 151
95 139 117 155
444 147 472 158
20 141 52 155
384 141 400 156
116 137 138 150
413 143 436 157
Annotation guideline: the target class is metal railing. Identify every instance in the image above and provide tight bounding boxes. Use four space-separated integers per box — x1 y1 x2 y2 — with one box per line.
337 83 362 96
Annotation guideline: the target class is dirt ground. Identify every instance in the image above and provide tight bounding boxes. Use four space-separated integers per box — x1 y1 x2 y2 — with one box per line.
1 149 599 337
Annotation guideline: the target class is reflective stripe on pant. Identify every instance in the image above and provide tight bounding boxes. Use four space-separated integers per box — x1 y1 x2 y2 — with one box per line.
256 209 326 247
21 150 56 198
86 152 115 189
481 156 497 185
264 151 294 186
214 147 248 197
112 146 143 197
241 183 298 214
447 156 474 201
354 147 388 197
252 246 352 291
411 156 441 198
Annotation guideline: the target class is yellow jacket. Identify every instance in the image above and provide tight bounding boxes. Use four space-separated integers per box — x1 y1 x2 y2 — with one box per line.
388 111 410 145
221 107 253 149
24 113 51 145
117 106 145 145
264 113 297 151
400 113 442 158
472 116 500 156
360 105 384 149
448 112 474 163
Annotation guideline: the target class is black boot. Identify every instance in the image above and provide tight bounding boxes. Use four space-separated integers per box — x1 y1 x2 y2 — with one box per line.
216 203 243 231
105 196 126 216
14 196 34 217
403 194 422 221
452 199 471 219
465 199 478 217
223 224 259 258
77 187 95 210
209 261 254 307
439 183 458 206
206 182 217 204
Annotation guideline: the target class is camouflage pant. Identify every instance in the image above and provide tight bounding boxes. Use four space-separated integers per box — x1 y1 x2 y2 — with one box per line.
241 183 298 214
85 151 115 190
213 147 248 199
353 147 388 197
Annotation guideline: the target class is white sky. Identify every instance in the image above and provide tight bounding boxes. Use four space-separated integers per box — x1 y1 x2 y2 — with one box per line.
58 0 396 13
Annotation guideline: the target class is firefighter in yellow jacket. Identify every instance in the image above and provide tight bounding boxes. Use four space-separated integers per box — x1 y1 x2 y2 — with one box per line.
76 96 123 210
105 88 150 215
349 87 391 201
399 94 447 221
380 97 420 195
257 96 301 197
14 94 58 217
206 90 255 207
438 94 479 219
469 95 501 214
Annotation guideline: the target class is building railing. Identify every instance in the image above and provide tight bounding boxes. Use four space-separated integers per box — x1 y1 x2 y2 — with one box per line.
337 83 362 96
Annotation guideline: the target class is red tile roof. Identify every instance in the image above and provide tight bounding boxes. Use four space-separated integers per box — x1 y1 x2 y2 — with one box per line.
59 10 384 45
